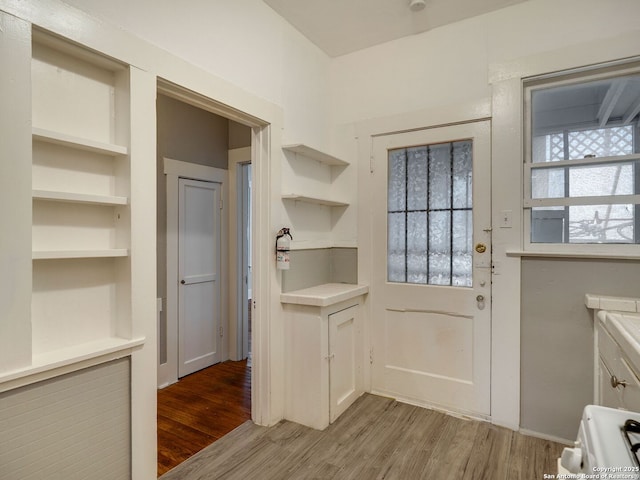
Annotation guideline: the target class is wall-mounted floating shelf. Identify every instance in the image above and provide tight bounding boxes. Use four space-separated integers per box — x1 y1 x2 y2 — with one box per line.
283 144 348 166
282 193 349 208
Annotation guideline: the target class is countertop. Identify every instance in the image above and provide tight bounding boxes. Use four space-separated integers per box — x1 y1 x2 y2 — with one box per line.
599 310 640 373
280 283 369 307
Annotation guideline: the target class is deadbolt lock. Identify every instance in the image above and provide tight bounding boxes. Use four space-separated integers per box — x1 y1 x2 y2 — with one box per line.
475 243 487 254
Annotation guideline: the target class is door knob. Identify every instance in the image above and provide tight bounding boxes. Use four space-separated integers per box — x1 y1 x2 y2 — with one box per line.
611 375 627 388
180 279 186 285
475 243 487 253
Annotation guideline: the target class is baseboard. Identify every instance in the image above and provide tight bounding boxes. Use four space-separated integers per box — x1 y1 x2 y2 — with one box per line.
518 427 573 446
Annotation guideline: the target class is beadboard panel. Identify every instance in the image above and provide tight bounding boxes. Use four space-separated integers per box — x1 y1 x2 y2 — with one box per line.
0 358 131 480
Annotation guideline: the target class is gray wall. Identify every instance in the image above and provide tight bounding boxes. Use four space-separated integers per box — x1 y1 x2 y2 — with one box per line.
520 257 640 441
229 120 251 149
282 248 358 293
0 359 130 479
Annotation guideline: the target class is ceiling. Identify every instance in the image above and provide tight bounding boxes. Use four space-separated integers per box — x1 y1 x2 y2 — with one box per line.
263 0 529 57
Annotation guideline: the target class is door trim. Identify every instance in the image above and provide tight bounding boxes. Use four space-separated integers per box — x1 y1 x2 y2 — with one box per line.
160 158 228 388
228 147 251 361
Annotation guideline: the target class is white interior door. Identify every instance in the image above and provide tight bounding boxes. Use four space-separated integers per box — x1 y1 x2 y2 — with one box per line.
370 120 491 416
178 178 222 378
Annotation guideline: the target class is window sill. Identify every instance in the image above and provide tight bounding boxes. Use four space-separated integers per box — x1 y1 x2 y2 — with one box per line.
505 249 640 260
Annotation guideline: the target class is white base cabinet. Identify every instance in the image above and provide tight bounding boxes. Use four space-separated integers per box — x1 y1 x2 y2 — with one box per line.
594 309 640 411
282 284 368 430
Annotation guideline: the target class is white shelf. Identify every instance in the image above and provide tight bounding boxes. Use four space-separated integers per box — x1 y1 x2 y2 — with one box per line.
506 249 640 260
0 336 145 394
283 144 348 166
282 194 349 207
32 249 129 260
32 127 128 156
32 189 128 206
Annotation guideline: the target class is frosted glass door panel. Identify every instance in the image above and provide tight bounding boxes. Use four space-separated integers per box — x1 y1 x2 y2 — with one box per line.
388 140 473 287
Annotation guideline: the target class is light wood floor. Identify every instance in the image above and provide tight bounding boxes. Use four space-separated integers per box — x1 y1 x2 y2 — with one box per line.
159 393 565 480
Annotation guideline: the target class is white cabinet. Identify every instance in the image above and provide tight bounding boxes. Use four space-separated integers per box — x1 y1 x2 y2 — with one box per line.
282 283 368 430
595 311 640 411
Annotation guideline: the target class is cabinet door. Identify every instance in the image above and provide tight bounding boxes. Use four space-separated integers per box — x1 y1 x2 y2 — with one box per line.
599 357 622 408
329 305 361 423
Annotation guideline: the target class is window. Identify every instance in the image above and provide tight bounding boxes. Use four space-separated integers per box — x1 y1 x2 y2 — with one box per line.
387 141 473 286
525 67 640 247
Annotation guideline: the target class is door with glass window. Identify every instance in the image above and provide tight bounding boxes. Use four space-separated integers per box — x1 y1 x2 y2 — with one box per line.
370 121 491 416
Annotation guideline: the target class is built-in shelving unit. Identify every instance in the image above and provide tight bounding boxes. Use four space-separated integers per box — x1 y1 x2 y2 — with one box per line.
29 31 136 366
281 143 350 208
281 143 352 249
281 143 351 247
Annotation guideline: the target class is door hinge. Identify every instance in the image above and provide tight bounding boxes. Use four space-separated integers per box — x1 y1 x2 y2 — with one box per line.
369 347 374 365
220 198 223 210
219 326 224 337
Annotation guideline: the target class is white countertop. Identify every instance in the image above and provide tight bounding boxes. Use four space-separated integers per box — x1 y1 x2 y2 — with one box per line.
599 310 640 372
280 283 369 307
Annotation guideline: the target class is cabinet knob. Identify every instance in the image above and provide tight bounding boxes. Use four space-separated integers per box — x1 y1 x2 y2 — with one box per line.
180 279 186 285
611 375 627 388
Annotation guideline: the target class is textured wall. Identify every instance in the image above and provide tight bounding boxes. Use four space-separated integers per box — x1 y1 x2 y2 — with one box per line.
0 359 130 479
521 257 640 441
282 248 357 293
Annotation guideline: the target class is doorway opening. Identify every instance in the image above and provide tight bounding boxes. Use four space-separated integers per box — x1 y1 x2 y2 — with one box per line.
155 80 258 475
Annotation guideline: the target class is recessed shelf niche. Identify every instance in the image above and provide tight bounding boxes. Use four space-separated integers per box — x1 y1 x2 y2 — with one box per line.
30 31 133 362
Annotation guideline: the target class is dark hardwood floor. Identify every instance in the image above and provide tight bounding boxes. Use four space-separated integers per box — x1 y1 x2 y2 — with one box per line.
157 360 251 477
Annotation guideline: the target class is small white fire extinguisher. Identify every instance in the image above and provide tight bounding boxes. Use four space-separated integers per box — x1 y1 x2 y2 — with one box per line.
276 227 293 270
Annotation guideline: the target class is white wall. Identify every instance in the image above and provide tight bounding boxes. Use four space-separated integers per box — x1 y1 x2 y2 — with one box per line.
330 0 640 124
331 0 640 436
0 0 338 477
62 0 332 148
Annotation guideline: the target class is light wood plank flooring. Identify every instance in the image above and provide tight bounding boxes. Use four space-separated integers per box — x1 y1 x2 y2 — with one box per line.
160 393 565 480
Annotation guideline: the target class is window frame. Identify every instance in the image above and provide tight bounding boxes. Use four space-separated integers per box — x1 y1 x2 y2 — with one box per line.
523 62 640 255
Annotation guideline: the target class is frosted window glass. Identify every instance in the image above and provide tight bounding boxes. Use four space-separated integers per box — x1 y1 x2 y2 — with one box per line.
387 141 473 287
407 211 428 284
388 212 406 282
428 211 451 285
569 163 633 197
531 168 565 199
388 149 406 212
453 141 472 209
429 143 451 210
407 147 428 211
452 210 472 287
